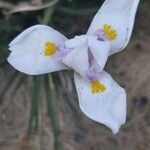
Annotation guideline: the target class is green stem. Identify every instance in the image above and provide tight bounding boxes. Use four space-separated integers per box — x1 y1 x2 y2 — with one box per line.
44 75 61 150
42 7 55 25
28 76 41 135
42 3 63 149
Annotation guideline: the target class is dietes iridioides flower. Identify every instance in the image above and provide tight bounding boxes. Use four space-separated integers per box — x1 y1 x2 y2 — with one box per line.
7 0 140 133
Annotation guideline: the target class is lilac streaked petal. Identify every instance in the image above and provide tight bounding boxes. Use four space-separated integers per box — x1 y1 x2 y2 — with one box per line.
93 29 104 36
55 42 72 61
94 29 108 41
88 37 110 71
55 49 71 61
86 64 99 81
56 42 65 50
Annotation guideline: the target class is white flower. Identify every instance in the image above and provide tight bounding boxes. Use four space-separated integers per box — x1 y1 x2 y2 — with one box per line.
7 0 140 133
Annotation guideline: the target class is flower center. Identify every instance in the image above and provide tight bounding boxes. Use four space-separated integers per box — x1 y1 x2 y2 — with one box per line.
103 24 117 41
43 42 57 56
91 80 106 94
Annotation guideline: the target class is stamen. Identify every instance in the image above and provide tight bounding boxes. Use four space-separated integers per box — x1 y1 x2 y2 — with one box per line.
43 42 57 56
103 24 117 41
91 80 106 94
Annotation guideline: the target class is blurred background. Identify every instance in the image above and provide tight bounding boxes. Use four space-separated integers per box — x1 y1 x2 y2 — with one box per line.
0 0 150 150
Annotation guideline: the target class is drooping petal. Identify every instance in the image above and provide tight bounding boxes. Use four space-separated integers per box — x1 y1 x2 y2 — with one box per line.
88 36 110 71
8 25 68 75
74 71 126 134
62 46 89 77
87 0 140 55
65 35 87 48
62 35 89 77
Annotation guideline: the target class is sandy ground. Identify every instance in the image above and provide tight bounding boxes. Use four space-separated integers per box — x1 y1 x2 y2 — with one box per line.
0 4 150 150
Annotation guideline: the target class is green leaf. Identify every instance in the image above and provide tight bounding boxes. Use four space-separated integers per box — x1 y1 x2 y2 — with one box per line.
44 74 62 150
28 76 41 136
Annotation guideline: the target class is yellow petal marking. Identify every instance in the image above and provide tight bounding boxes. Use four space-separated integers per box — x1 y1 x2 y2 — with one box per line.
91 80 106 94
103 24 117 41
43 42 57 56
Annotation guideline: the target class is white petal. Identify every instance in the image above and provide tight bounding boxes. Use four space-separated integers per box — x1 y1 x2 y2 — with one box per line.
88 37 110 71
65 35 87 48
74 71 126 134
8 25 68 75
62 46 89 77
87 0 140 55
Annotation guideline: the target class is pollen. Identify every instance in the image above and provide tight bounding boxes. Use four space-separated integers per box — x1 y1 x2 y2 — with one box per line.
91 80 106 94
43 42 57 56
103 24 117 41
